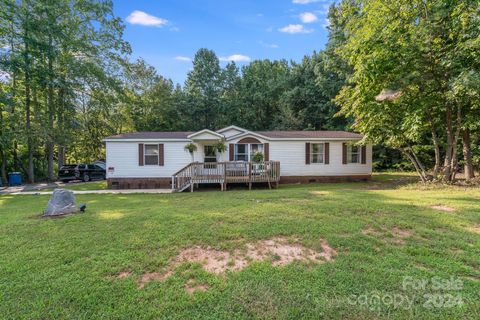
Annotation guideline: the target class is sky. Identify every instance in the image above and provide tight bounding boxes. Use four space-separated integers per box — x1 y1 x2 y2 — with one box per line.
114 0 335 85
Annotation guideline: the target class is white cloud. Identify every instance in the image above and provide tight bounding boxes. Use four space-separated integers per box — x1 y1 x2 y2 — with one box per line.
175 56 191 62
292 0 321 4
126 10 168 27
258 41 279 48
323 18 330 28
219 54 251 62
279 24 314 34
299 12 318 23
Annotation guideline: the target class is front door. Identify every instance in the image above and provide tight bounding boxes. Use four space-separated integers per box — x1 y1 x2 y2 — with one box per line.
204 145 216 163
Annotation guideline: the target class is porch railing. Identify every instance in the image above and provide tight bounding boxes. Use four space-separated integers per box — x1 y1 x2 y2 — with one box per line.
172 161 280 192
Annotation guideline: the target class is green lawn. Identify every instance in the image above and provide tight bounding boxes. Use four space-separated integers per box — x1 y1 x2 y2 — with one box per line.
0 174 479 319
60 180 107 191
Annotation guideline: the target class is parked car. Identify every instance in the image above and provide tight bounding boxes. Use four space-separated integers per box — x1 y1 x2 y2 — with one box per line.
58 164 106 182
93 160 106 170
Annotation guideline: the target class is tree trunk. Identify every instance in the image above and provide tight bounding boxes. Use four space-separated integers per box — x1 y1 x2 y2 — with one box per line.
443 105 462 183
443 106 454 182
57 79 65 169
46 34 55 181
462 129 474 181
0 93 7 184
402 148 429 183
24 25 35 183
0 151 7 185
58 146 65 168
426 111 441 179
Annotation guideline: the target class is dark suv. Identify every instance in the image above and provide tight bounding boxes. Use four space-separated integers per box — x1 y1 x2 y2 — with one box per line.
58 164 106 182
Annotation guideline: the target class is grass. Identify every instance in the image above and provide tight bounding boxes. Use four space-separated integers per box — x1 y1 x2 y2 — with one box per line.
42 180 107 191
0 173 479 319
62 180 107 191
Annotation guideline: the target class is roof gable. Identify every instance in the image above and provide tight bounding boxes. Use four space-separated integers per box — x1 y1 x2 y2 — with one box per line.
187 129 224 140
216 125 247 138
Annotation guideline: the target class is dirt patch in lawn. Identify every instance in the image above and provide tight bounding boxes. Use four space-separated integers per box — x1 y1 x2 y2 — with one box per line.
174 246 248 273
138 271 172 289
184 279 209 294
137 237 336 288
244 237 336 266
309 191 330 196
172 237 335 272
116 271 131 279
362 226 412 245
430 205 456 212
465 225 480 234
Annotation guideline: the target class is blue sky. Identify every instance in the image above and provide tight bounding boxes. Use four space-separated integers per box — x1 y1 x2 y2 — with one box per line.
114 0 335 85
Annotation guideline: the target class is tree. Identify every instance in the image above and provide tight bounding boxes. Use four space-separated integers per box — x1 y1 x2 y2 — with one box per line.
334 0 480 183
184 48 222 129
239 59 290 130
123 59 176 131
0 0 130 181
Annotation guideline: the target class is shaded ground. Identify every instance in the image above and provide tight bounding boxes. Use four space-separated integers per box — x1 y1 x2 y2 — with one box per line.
0 180 107 194
0 173 479 319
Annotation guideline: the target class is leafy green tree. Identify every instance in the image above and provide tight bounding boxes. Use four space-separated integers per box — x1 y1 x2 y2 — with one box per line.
184 48 222 129
334 0 480 182
281 53 346 130
238 59 290 130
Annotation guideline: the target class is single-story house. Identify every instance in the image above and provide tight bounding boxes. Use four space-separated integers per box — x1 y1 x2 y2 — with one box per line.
104 125 372 191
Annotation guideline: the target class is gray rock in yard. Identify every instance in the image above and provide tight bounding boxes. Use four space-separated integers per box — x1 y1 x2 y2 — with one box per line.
43 189 79 216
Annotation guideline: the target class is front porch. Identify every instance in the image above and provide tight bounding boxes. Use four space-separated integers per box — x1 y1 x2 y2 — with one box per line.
172 161 281 192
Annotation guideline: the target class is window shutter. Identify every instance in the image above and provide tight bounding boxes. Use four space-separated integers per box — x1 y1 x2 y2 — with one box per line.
229 144 234 161
361 145 366 164
305 143 310 165
342 143 347 164
264 143 269 161
139 143 144 166
324 142 329 164
158 144 164 166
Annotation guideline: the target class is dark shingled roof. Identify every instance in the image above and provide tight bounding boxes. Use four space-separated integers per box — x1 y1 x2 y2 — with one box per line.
105 132 194 139
255 131 363 139
105 130 363 140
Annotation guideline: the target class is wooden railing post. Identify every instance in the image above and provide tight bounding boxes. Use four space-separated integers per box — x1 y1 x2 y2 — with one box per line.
222 162 226 191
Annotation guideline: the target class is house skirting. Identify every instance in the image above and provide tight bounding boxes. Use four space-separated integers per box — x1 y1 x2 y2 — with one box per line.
108 177 172 189
108 175 371 189
280 175 371 184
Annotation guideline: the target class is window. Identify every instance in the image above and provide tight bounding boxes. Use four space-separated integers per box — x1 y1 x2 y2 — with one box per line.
250 144 264 161
204 145 217 163
234 144 264 161
311 143 324 164
348 145 360 164
234 144 248 161
144 144 159 165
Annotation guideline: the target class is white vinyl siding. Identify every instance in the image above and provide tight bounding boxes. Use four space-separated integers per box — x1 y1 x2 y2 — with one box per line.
269 141 372 176
106 140 372 178
106 141 191 178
